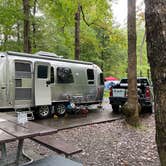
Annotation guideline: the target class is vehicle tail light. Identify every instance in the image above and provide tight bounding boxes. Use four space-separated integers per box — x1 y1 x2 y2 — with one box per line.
145 86 150 99
110 87 113 97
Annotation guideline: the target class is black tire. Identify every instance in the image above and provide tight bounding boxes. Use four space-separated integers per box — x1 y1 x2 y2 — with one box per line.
54 104 66 117
112 104 119 113
36 105 51 119
146 106 153 113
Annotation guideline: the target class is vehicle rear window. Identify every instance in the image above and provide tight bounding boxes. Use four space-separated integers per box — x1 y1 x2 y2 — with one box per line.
120 78 149 85
120 79 128 84
137 78 149 85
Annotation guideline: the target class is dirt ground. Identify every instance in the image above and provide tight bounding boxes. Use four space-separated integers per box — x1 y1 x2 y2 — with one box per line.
59 113 160 166
6 112 160 166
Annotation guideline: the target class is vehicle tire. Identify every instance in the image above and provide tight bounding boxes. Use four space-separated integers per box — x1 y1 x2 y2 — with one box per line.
36 105 51 119
112 104 119 113
146 106 153 113
54 104 66 117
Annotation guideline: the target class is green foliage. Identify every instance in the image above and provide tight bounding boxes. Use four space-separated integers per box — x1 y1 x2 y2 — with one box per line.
104 28 127 78
0 0 23 51
136 27 150 77
0 0 129 79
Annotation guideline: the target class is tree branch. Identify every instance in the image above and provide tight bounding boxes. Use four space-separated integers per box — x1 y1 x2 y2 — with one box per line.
80 5 97 26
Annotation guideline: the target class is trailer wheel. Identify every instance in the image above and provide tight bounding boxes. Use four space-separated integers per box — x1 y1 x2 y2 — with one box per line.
54 104 66 117
36 105 51 119
112 104 119 113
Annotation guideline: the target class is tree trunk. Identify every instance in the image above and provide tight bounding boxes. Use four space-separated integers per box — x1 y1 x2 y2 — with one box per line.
23 0 31 53
145 0 166 165
32 0 37 49
17 22 20 43
74 4 81 60
3 31 8 50
123 0 140 126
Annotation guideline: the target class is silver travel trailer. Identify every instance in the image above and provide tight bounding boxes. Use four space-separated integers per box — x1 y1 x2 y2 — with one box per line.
0 51 104 119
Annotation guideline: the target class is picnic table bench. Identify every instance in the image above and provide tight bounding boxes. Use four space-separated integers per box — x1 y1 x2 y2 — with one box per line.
32 135 82 157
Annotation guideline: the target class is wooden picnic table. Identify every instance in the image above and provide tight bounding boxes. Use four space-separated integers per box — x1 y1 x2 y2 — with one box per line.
0 114 58 166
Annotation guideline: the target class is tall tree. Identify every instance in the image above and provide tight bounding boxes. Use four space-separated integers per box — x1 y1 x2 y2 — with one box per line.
0 0 23 51
123 0 140 126
23 0 31 53
145 0 166 165
32 0 37 49
74 4 81 60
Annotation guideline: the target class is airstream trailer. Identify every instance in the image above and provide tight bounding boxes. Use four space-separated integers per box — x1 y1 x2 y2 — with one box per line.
0 51 104 119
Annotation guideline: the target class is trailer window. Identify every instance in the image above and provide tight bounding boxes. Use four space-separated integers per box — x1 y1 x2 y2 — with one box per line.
100 73 104 85
15 62 31 72
57 67 74 83
50 66 54 83
15 62 31 78
37 65 48 78
87 69 94 84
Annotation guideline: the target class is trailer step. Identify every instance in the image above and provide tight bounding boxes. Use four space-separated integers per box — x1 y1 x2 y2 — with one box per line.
26 111 34 121
15 107 34 121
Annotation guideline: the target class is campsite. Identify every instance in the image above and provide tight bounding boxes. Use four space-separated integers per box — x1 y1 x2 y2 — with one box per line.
0 0 165 165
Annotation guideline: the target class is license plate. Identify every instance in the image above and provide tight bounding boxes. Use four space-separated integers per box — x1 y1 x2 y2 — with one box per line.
113 89 125 97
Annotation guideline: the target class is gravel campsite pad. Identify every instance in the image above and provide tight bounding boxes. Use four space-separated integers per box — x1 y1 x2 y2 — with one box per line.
7 114 160 166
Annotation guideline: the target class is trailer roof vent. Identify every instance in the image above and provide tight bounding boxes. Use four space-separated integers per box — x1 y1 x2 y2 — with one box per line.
35 51 63 59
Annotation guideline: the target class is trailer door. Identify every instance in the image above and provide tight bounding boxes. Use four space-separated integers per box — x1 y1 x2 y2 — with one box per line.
34 62 51 106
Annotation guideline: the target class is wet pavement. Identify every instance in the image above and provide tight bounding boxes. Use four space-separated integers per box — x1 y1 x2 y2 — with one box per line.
35 98 123 130
0 98 123 130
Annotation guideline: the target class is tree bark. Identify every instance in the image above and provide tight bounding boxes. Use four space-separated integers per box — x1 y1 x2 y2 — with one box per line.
123 0 140 126
17 22 20 43
32 0 37 49
74 4 81 60
3 29 8 51
145 0 166 165
23 0 31 53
